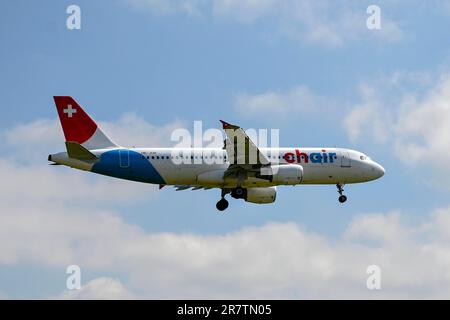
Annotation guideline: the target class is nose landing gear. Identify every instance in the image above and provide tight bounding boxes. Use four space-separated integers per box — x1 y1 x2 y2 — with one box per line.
337 183 347 203
339 195 347 203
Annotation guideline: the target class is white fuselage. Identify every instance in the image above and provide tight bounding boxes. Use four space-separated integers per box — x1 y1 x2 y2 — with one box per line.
50 147 385 188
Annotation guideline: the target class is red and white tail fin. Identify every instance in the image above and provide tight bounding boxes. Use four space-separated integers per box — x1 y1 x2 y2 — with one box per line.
53 96 118 150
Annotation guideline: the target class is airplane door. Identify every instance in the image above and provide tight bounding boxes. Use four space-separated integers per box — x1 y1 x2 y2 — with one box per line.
341 150 351 168
119 150 130 168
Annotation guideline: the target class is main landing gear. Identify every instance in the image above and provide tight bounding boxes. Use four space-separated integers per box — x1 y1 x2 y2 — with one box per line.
216 189 230 211
232 187 245 198
216 198 229 211
216 187 248 211
337 183 347 203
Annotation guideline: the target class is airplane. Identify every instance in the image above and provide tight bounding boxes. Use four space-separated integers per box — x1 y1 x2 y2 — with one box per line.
48 96 385 211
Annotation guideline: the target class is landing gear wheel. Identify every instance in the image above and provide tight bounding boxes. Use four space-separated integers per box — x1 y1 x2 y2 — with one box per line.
338 195 347 203
336 183 347 204
235 187 244 197
216 198 229 211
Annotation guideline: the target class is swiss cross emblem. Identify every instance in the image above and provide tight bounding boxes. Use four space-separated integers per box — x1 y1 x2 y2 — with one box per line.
63 104 77 118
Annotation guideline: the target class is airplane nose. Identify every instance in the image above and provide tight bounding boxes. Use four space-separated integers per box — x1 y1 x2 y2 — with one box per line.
371 162 385 179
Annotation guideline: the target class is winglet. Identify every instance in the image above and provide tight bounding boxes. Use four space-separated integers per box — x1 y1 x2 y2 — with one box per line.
220 120 239 130
219 120 230 129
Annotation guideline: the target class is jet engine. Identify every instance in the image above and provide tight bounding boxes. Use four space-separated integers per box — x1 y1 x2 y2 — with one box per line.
245 187 277 204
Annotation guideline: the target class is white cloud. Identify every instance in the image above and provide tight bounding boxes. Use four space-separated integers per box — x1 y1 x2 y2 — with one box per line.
344 211 412 245
344 72 450 173
100 113 184 148
393 75 450 168
234 85 329 120
211 0 277 23
0 159 153 206
124 0 405 47
343 84 391 144
0 116 181 267
126 0 213 17
2 172 450 299
59 277 134 300
126 0 179 15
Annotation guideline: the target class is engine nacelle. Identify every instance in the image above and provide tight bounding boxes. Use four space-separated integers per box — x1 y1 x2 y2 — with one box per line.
245 187 277 204
258 164 303 185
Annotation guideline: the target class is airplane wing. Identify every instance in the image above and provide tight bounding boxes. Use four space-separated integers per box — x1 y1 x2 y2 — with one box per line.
175 185 213 191
220 120 271 181
160 121 273 190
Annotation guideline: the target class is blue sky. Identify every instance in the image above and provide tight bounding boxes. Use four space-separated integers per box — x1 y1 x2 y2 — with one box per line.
2 0 450 299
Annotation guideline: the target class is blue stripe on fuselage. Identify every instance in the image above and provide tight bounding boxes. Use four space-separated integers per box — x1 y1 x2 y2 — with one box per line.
91 149 165 184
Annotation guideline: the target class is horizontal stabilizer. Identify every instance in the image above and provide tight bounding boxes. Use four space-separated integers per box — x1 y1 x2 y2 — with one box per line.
65 141 99 161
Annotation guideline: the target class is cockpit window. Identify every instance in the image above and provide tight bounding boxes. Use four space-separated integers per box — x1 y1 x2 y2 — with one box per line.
360 155 367 160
